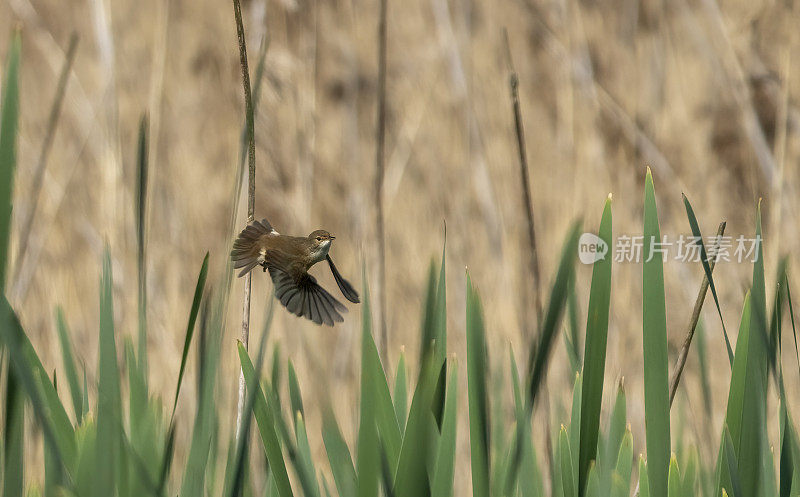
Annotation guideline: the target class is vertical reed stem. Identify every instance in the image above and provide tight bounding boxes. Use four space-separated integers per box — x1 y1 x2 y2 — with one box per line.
668 221 726 407
503 30 542 327
503 29 553 486
233 0 256 435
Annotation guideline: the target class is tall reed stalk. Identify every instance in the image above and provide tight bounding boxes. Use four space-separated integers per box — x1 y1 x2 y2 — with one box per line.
232 0 257 434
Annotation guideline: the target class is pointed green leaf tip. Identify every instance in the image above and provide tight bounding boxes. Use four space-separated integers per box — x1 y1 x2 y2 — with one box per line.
578 195 612 497
642 169 670 497
466 269 490 497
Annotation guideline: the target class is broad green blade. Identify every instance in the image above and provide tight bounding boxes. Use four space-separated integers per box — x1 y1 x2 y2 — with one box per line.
667 455 682 497
0 31 20 292
466 271 490 497
379 434 398 497
74 418 98 495
717 292 751 495
357 277 401 496
682 447 698 497
124 338 163 497
748 203 770 497
639 456 650 497
642 169 670 497
294 413 320 497
509 220 582 490
768 259 788 380
779 405 793 497
4 365 23 497
82 367 88 420
578 195 612 497
560 426 577 497
0 298 76 472
526 220 582 409
785 280 800 382
393 351 408 432
762 431 778 497
681 194 733 363
271 345 283 410
179 301 222 497
554 425 564 497
45 373 63 497
265 380 295 455
419 235 447 366
55 307 83 421
392 349 441 497
565 274 581 376
493 425 518 497
173 252 208 415
434 237 447 363
216 426 236 495
610 473 628 497
322 406 357 497
510 347 544 497
126 337 149 490
490 361 507 496
723 425 744 497
228 332 269 497
287 359 305 423
431 239 448 427
45 381 66 496
430 359 458 497
237 341 293 497
96 249 122 497
156 423 177 494
719 204 768 497
416 239 448 430
615 429 633 491
584 464 599 497
569 373 582 495
601 382 627 494
419 260 438 365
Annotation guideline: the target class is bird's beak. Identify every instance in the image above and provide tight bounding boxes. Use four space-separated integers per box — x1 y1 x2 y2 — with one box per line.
330 235 336 240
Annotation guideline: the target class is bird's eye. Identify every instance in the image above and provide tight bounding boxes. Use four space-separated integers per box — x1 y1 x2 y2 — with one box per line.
316 236 322 241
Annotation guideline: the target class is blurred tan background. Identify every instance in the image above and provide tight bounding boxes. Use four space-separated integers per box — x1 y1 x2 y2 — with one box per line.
2 0 800 492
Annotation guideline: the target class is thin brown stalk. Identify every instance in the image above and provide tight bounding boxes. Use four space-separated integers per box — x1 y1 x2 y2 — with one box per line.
503 29 552 488
375 0 389 362
668 221 726 407
13 32 78 283
233 0 257 435
503 30 542 328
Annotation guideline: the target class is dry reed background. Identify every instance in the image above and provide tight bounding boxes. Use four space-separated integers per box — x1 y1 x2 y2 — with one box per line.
2 0 800 493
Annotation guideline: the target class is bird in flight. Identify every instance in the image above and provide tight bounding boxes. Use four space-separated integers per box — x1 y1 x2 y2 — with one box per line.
231 219 360 326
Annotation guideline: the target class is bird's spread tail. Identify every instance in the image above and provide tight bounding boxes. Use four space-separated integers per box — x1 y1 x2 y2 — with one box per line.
231 218 273 277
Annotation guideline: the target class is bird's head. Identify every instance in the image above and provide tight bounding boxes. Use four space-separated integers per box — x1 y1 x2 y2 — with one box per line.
308 230 335 261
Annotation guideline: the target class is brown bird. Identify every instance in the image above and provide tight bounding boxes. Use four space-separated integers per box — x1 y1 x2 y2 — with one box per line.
231 218 360 326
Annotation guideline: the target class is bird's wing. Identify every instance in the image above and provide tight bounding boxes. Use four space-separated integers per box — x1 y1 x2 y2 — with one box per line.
326 255 360 303
268 267 347 326
261 248 298 274
232 218 278 276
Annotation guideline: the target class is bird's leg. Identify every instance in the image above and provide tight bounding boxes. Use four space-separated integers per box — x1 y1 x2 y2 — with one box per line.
258 250 267 272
